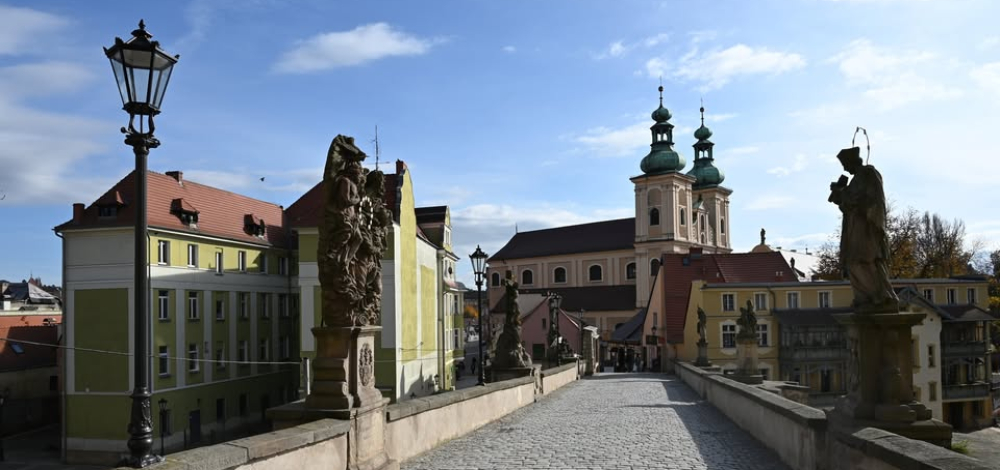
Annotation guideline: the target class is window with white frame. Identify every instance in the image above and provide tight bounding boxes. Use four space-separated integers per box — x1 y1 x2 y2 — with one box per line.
722 324 737 348
923 288 934 302
259 338 270 361
967 288 977 304
216 341 226 369
758 323 769 347
818 291 831 309
239 293 249 319
279 294 289 317
259 293 271 319
215 298 225 321
626 263 636 280
588 265 603 282
238 251 247 272
188 291 200 320
279 257 288 276
722 294 736 312
188 343 199 372
158 290 170 320
158 346 170 376
259 253 269 274
946 288 956 305
444 227 452 246
215 251 223 274
753 292 767 311
187 244 198 267
157 240 170 265
787 292 800 309
238 340 249 363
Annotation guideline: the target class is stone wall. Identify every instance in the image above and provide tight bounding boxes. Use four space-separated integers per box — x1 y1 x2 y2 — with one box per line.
540 362 579 396
674 361 991 470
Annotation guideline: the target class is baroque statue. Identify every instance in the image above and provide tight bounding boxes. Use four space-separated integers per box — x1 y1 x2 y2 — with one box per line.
736 300 757 339
696 306 707 343
828 147 898 313
317 135 391 327
492 272 532 369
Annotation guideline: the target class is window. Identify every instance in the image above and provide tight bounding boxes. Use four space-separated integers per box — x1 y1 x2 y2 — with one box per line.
759 368 770 380
626 263 636 280
239 340 249 363
722 324 737 348
649 208 660 226
158 290 170 320
521 269 534 285
680 208 686 225
650 258 660 276
98 205 117 218
238 251 247 272
239 293 249 319
541 318 547 330
967 288 977 304
259 253 268 274
758 324 769 347
188 343 199 372
215 299 225 321
215 251 224 274
553 267 567 284
922 289 934 302
279 294 289 317
946 288 956 305
216 341 226 369
928 345 936 367
721 217 726 234
820 369 832 392
280 336 291 360
259 338 270 361
259 293 271 319
279 257 288 276
588 265 603 282
928 381 937 401
491 272 501 287
188 291 200 320
787 292 800 309
722 294 735 312
444 227 452 246
158 346 170 376
157 240 170 265
818 291 831 309
187 244 198 267
753 293 767 311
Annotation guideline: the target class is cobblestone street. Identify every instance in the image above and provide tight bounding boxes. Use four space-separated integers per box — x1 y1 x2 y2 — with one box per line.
403 373 791 470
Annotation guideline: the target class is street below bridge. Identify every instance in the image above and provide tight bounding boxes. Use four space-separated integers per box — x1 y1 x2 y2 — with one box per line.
403 373 791 470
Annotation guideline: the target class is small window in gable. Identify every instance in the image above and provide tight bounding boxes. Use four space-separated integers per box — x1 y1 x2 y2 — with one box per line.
170 198 199 227
96 190 125 219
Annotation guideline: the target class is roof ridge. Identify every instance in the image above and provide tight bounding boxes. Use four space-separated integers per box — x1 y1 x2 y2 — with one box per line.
151 171 285 210
513 217 634 234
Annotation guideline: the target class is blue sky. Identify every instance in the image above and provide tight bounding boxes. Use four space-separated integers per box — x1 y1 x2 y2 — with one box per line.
2 0 999 286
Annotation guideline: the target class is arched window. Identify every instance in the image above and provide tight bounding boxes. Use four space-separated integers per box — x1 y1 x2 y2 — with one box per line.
649 208 660 226
588 264 603 282
490 272 501 287
680 208 686 225
721 217 726 234
626 262 636 280
650 258 660 275
553 267 567 283
521 269 534 285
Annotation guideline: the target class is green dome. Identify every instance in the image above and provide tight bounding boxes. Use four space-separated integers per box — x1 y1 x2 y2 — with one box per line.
641 146 686 175
694 124 712 140
687 158 725 187
651 105 672 122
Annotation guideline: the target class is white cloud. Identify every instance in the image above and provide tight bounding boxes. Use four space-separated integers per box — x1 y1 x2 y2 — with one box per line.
0 5 67 56
0 62 95 97
644 57 668 78
727 146 759 155
665 44 806 90
745 195 796 211
572 122 650 157
595 33 669 60
767 154 810 177
274 23 444 73
978 36 1000 51
970 62 1000 99
502 45 516 53
704 112 736 123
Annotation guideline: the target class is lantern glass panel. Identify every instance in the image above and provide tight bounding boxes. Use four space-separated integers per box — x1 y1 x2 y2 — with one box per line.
109 56 128 107
151 64 173 110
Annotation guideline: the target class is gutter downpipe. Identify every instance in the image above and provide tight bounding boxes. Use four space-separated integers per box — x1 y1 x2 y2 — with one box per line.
54 228 67 463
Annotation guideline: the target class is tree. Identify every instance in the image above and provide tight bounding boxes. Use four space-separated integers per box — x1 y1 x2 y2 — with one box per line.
463 304 479 319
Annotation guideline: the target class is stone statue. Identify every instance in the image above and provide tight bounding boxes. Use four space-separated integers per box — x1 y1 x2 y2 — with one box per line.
493 272 532 369
317 135 389 327
760 228 766 246
736 300 757 339
828 147 898 313
696 307 707 343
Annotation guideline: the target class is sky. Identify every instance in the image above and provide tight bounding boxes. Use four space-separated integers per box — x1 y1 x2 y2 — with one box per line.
2 0 1000 287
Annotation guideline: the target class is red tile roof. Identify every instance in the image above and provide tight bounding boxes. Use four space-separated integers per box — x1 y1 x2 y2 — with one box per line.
661 251 796 343
0 315 60 372
285 162 404 228
55 171 288 247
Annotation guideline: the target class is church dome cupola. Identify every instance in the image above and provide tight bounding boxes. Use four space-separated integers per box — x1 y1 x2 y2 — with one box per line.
687 104 725 188
640 86 687 175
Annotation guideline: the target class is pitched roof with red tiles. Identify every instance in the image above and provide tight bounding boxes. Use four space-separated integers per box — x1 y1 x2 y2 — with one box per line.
285 167 403 229
0 315 60 372
660 251 796 343
55 171 288 247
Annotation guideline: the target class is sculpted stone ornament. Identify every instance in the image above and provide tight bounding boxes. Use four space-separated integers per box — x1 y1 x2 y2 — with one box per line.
732 300 763 384
694 306 712 368
492 272 532 370
360 343 374 387
736 300 758 339
696 306 708 343
828 147 898 314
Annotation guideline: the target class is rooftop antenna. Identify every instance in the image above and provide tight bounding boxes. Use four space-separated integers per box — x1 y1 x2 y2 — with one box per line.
372 125 381 170
852 126 871 165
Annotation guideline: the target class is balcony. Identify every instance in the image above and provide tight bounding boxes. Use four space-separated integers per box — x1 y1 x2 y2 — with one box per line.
941 341 987 358
942 382 991 400
779 345 849 363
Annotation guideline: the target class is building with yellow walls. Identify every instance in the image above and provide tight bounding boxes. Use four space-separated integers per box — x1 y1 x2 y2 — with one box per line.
56 170 299 464
286 160 463 402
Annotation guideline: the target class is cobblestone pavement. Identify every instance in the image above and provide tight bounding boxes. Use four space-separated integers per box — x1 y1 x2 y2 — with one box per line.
403 373 791 470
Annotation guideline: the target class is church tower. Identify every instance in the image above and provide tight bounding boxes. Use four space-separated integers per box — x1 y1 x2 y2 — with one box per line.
686 104 732 253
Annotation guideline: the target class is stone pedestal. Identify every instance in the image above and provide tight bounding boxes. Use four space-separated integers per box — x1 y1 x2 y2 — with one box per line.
694 339 712 367
731 335 763 385
829 312 952 447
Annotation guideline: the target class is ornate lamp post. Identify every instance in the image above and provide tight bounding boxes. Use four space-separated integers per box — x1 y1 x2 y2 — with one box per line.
470 246 489 386
157 399 169 456
547 294 562 366
105 20 179 468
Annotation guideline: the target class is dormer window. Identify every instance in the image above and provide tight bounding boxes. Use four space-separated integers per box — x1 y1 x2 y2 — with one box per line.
98 205 118 218
170 198 200 228
96 190 126 219
244 214 266 238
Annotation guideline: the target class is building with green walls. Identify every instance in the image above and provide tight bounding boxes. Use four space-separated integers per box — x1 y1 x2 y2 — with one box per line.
286 160 464 401
55 170 299 465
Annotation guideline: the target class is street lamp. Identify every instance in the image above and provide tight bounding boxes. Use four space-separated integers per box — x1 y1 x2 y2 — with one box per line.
105 20 179 468
157 399 169 456
547 294 562 366
470 246 489 386
0 388 10 462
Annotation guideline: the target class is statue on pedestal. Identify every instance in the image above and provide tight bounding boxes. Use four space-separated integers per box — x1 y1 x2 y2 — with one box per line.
694 306 712 367
736 300 758 340
732 300 762 384
492 272 532 371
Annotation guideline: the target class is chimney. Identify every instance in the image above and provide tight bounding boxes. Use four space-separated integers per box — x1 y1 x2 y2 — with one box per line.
73 203 84 222
166 171 183 183
791 258 797 270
